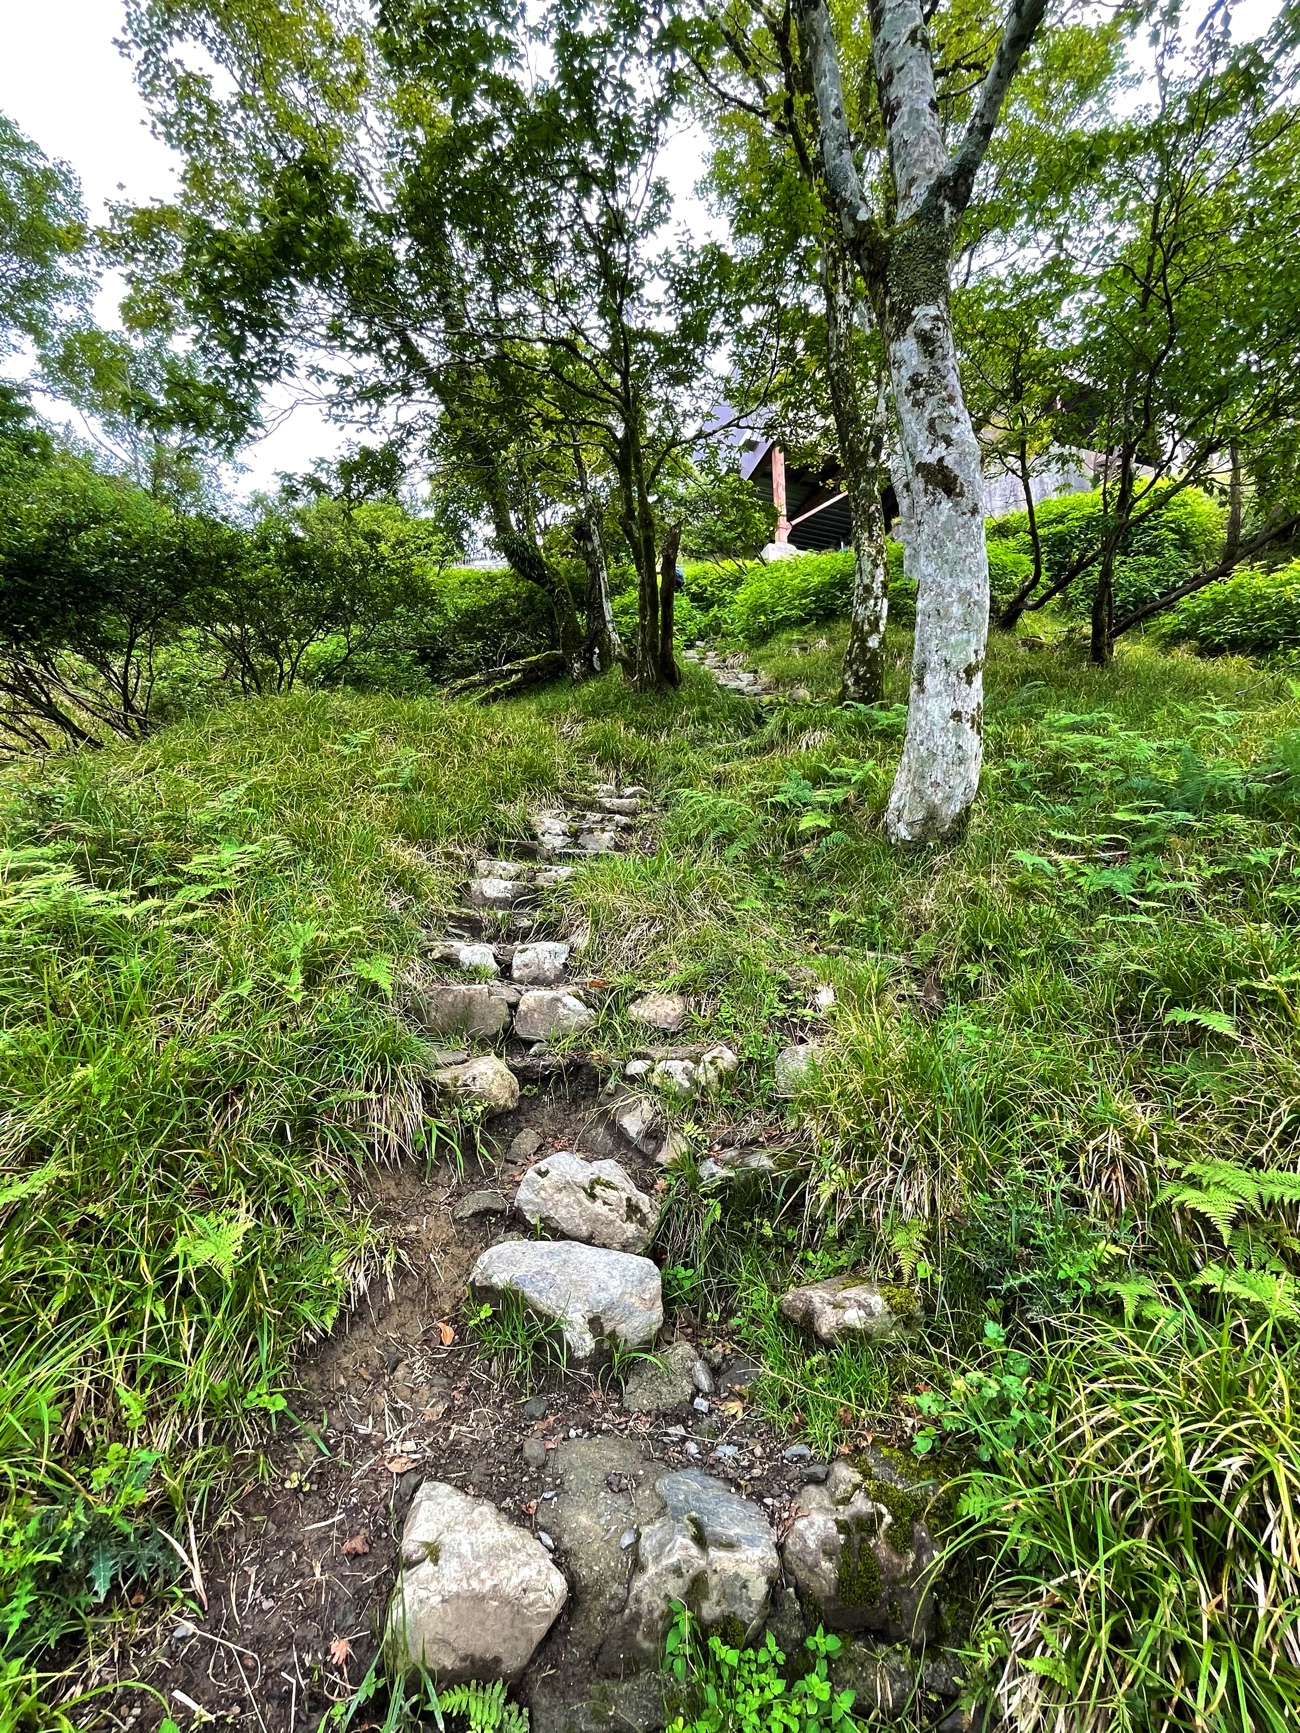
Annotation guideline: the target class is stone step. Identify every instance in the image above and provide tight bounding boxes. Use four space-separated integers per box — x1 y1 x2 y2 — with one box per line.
470 1239 663 1362
514 1150 657 1253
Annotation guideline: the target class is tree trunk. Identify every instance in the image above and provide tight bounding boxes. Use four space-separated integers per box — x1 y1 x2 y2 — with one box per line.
575 506 627 674
657 522 683 688
822 236 889 704
880 218 988 841
794 0 1047 841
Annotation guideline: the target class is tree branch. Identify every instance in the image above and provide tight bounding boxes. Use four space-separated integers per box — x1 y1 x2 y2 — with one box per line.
1113 513 1300 636
932 0 1049 222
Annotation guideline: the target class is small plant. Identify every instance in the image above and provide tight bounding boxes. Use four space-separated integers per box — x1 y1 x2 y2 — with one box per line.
467 1293 567 1383
437 1679 530 1733
912 1321 1048 1462
663 1604 864 1732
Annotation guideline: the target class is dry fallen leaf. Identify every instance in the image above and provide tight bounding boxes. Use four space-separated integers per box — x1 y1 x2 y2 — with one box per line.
384 1454 417 1473
522 1499 538 1517
437 1321 455 1346
340 1532 370 1558
329 1636 353 1667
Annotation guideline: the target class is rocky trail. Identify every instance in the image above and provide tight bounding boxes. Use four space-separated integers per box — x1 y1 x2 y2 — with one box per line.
110 767 972 1733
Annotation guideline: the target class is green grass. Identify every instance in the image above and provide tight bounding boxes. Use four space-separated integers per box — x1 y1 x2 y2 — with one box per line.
4 625 1300 1725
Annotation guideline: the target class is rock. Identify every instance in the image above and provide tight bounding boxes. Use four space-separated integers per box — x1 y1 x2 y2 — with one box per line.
695 1045 740 1091
780 1454 940 1645
534 812 573 853
783 1443 811 1463
452 1189 513 1223
522 1437 549 1469
716 1356 762 1394
692 1359 714 1395
475 859 525 879
508 1128 543 1161
790 686 813 702
385 1481 566 1682
628 992 688 1034
698 1148 776 1191
596 797 641 816
779 1276 919 1346
624 1057 652 1079
543 1443 778 1676
512 941 571 986
622 785 649 799
649 1058 697 1097
623 1472 779 1659
470 1240 663 1363
775 1043 821 1097
814 984 836 1011
515 1152 657 1254
412 983 513 1040
614 1096 661 1155
515 989 596 1042
577 829 618 853
528 1674 667 1733
655 1129 689 1168
541 1437 666 1677
533 866 575 890
468 876 535 910
432 1055 519 1116
448 942 500 976
621 1341 702 1414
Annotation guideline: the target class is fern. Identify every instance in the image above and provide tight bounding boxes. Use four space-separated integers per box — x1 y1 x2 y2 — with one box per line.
436 1680 529 1733
1158 1158 1300 1243
1192 1263 1300 1323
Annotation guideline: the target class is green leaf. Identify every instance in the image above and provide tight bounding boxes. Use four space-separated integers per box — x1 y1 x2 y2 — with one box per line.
1164 1007 1238 1036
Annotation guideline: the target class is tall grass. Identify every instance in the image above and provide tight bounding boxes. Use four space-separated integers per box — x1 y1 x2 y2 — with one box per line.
954 1308 1300 1732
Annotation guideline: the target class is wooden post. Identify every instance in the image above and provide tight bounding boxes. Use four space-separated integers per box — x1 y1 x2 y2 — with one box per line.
771 447 792 543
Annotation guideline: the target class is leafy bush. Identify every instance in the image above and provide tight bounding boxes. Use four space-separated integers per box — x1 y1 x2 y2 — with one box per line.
1157 559 1300 657
725 540 1032 645
412 565 559 681
988 483 1224 619
953 1308 1300 1733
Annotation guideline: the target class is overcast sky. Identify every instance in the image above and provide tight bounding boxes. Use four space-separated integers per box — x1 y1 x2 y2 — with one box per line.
0 0 1283 496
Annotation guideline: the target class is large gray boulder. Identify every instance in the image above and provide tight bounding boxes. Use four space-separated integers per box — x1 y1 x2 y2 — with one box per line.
470 1240 662 1363
413 982 513 1040
781 1454 940 1645
432 1055 519 1116
515 1152 657 1254
386 1481 567 1681
514 989 596 1043
779 1275 919 1345
622 1471 779 1661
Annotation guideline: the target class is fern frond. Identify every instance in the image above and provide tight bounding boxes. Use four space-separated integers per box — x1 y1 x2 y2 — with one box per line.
436 1680 528 1733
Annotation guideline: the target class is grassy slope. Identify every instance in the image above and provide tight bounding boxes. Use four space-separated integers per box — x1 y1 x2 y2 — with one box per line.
4 628 1300 1723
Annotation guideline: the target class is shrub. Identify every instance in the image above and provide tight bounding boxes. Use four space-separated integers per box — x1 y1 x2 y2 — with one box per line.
410 565 558 681
1157 560 1300 658
725 539 1031 646
988 483 1224 619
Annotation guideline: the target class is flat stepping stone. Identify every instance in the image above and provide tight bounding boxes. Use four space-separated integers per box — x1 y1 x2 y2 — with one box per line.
512 941 570 986
475 858 527 878
470 1239 663 1362
412 982 513 1039
629 991 688 1034
514 988 595 1041
576 829 619 853
433 941 500 976
386 1481 566 1681
452 1189 513 1223
515 1151 657 1253
468 876 535 909
432 1054 519 1116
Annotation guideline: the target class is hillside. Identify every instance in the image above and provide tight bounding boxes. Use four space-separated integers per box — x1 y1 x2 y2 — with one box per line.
5 623 1300 1729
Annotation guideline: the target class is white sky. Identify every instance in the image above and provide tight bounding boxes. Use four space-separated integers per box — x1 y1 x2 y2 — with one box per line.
0 0 1282 495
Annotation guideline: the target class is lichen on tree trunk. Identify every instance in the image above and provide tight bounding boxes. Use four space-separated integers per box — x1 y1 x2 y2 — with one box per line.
823 237 890 706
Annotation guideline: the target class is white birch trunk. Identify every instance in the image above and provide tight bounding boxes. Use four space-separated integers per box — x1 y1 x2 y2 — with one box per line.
883 301 987 840
794 0 1046 841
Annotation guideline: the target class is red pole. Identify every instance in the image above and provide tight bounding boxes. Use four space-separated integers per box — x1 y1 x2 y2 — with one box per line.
771 446 792 543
